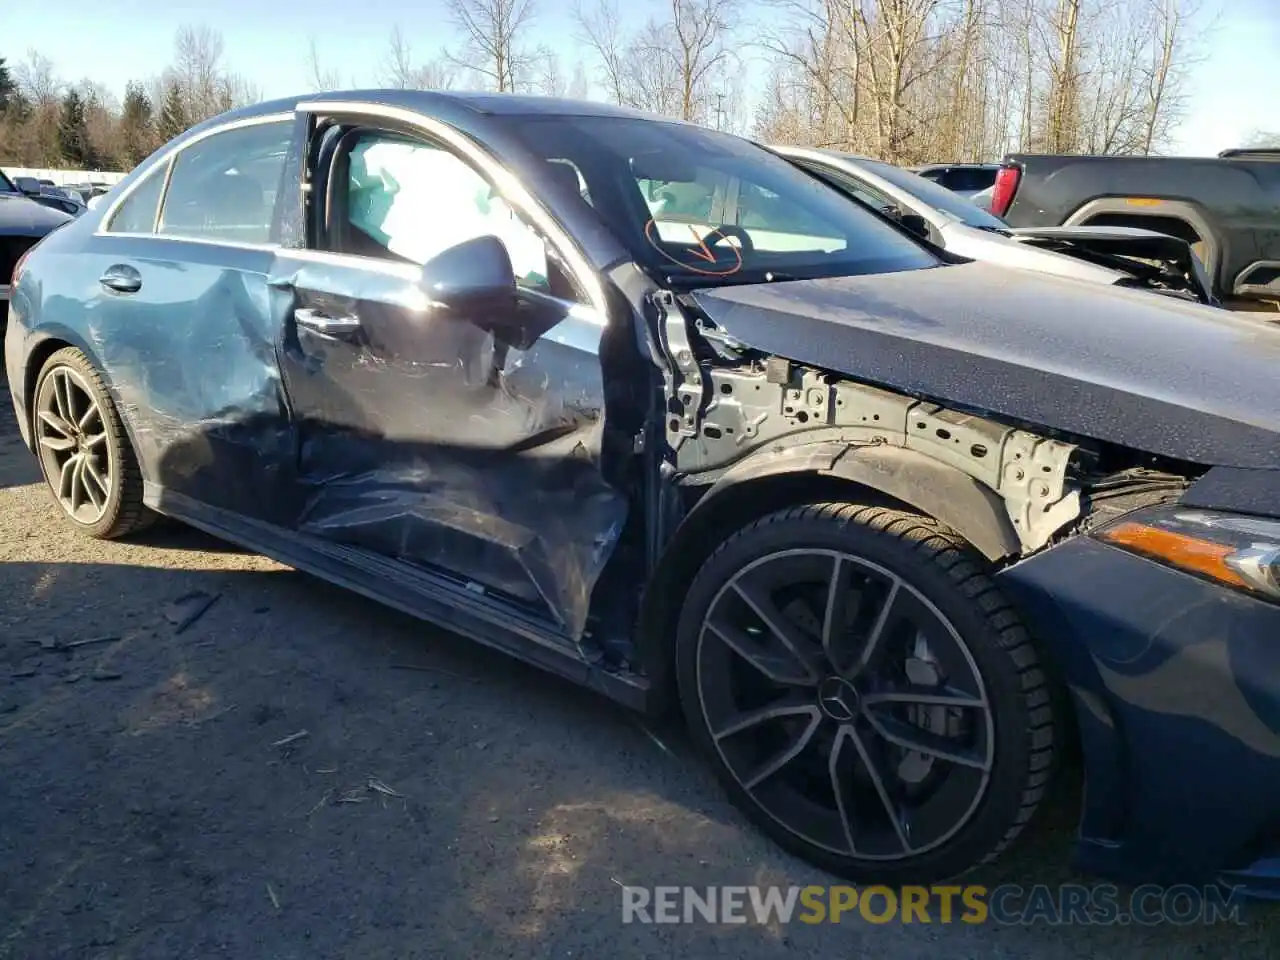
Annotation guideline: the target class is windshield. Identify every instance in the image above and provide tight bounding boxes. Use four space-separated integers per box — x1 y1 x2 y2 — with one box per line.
0 170 16 193
839 155 1007 229
505 116 940 286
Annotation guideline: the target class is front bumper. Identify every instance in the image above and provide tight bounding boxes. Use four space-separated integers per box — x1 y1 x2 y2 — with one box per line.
999 536 1280 896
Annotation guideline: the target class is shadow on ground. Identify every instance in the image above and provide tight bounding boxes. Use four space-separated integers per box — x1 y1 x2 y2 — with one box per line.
1 551 1275 960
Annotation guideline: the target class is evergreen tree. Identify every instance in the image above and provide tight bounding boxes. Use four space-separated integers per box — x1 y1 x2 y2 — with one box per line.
0 57 16 113
157 80 188 142
119 81 155 167
57 88 93 167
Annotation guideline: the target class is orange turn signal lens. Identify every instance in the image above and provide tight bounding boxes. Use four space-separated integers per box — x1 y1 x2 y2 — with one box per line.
1098 522 1251 590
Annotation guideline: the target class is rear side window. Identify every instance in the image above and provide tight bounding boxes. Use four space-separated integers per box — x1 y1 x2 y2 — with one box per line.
939 168 997 193
106 168 166 234
158 120 292 244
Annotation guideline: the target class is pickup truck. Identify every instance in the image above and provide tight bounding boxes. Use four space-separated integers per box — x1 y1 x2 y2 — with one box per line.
992 149 1280 308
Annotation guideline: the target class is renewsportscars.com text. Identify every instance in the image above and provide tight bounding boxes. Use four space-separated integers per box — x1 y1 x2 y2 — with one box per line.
620 884 1247 926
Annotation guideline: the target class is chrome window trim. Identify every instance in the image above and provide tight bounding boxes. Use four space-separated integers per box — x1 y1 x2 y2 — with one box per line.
90 231 280 253
296 99 608 324
96 111 295 239
275 247 421 281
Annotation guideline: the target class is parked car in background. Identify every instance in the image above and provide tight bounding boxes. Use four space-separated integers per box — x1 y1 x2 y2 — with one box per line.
775 146 1214 303
993 149 1280 308
908 162 1000 200
5 174 87 217
7 91 1280 894
64 182 114 204
0 170 73 323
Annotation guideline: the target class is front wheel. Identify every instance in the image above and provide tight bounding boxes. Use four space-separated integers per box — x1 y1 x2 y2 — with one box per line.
676 503 1057 884
32 347 153 539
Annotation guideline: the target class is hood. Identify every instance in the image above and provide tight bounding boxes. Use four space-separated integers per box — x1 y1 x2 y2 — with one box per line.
0 193 73 235
689 261 1280 469
939 222 1127 287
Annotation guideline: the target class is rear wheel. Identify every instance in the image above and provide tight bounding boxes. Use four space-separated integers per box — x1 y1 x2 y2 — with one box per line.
33 347 152 539
676 502 1056 883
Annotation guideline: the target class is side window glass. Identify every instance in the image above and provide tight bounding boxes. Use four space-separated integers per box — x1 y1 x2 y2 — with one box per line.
158 120 292 244
339 132 582 301
106 166 167 234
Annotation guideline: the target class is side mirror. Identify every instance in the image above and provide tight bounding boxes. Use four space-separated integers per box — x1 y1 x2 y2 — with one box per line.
420 234 518 320
898 213 931 239
14 176 42 197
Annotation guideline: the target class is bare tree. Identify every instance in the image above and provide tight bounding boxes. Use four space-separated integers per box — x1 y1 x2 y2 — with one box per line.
1242 129 1280 149
306 36 343 92
445 0 540 92
1138 0 1198 154
536 48 568 97
163 25 258 123
380 26 456 90
576 0 737 121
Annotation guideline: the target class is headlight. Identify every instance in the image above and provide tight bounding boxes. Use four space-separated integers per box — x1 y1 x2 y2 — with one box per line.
1094 506 1280 602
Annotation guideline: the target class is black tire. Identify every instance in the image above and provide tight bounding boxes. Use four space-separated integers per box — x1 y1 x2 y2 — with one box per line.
32 346 153 539
676 502 1056 884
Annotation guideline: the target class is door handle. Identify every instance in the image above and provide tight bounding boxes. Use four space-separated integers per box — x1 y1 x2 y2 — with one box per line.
294 306 361 338
99 264 142 294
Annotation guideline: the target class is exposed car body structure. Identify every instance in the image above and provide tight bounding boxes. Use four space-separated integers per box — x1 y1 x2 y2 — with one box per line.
774 147 1214 304
0 170 73 321
994 151 1280 307
6 92 1280 894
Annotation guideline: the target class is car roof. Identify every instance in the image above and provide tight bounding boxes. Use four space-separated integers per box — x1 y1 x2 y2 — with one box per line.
218 89 662 126
909 163 1001 172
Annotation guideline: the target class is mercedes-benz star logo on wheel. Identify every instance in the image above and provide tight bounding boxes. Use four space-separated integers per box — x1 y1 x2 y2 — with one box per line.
817 676 860 723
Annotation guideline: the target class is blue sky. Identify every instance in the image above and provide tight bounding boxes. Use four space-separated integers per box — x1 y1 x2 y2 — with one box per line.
4 0 1276 155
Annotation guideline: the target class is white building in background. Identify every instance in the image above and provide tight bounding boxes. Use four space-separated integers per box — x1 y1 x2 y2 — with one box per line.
3 167 129 186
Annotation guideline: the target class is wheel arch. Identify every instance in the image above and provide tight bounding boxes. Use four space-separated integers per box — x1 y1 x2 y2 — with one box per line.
1062 197 1219 286
637 441 1022 713
23 331 143 472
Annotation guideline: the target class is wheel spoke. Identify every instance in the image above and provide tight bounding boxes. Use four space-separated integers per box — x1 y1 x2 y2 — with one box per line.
83 431 107 449
77 401 100 432
731 581 822 681
38 434 77 452
705 620 814 686
846 724 913 853
38 410 76 441
55 371 77 425
862 686 987 709
82 457 109 504
741 709 822 789
828 726 859 854
863 710 991 772
714 699 819 741
852 577 902 675
820 555 847 667
67 455 84 512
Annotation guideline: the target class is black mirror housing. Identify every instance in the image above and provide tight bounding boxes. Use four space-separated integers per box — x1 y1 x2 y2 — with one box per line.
420 234 518 318
898 213 931 239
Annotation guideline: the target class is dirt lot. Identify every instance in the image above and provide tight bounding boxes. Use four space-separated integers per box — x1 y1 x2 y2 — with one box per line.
0 372 1276 959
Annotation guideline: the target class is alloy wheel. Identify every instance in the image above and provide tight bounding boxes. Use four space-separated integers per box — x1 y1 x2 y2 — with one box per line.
35 365 116 525
696 548 995 861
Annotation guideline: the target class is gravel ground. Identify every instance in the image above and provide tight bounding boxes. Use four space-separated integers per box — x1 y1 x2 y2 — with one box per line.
0 370 1276 959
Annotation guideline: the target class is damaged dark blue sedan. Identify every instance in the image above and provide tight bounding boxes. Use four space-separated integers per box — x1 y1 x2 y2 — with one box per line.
6 91 1280 893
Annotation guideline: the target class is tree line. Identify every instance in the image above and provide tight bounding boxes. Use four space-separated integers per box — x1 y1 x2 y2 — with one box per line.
0 1 1272 174
0 26 258 170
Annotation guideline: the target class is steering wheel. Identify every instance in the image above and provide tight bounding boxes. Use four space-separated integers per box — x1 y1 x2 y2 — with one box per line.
698 224 756 260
